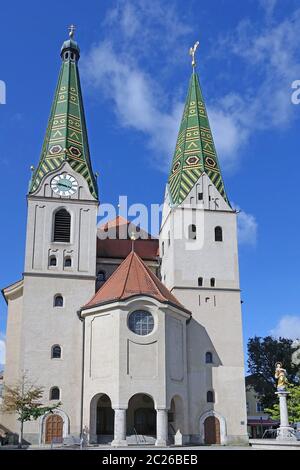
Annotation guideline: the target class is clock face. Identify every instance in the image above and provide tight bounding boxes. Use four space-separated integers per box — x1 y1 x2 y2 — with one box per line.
51 174 78 196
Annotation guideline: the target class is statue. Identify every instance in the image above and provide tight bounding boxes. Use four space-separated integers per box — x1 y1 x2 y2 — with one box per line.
275 362 288 391
189 41 199 68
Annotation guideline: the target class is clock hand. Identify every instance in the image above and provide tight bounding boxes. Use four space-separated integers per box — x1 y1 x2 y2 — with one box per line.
58 182 72 189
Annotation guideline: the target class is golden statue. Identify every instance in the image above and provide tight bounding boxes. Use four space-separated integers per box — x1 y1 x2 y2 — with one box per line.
189 41 199 68
275 362 288 391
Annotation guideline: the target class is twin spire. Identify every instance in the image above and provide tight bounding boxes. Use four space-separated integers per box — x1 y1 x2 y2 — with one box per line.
29 32 228 206
168 42 229 206
29 26 98 199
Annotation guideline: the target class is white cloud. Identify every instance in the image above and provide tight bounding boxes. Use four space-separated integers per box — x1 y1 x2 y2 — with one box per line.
83 41 183 171
232 204 258 245
208 107 249 171
0 334 5 366
270 315 300 340
259 0 278 21
214 7 300 149
82 2 300 173
237 210 258 246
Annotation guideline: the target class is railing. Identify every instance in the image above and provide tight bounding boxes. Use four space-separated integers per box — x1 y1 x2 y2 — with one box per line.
262 429 277 439
133 428 147 445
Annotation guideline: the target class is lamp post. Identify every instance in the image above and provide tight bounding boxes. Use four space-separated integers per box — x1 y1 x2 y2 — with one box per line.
260 416 263 438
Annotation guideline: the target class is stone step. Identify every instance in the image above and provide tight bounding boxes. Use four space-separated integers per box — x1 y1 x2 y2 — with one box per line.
127 434 156 445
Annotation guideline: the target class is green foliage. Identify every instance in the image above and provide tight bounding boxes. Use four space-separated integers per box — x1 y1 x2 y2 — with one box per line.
265 385 300 423
247 336 300 408
1 375 61 423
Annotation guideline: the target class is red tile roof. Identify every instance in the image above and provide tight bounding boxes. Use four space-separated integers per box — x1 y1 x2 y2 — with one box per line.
83 251 189 313
97 216 159 260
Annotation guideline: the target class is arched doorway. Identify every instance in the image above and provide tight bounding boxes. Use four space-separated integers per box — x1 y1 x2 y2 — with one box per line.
96 394 114 442
169 395 184 443
204 416 220 445
127 394 156 436
45 414 63 444
90 393 114 444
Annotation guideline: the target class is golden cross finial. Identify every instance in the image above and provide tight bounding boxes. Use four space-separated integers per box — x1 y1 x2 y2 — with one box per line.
189 41 199 68
68 24 76 38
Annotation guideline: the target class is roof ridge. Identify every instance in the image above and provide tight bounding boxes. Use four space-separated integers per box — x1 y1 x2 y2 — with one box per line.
90 251 133 302
121 251 135 298
133 252 161 296
83 251 189 313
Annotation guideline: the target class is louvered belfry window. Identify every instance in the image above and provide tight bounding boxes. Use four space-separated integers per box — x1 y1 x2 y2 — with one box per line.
53 209 71 242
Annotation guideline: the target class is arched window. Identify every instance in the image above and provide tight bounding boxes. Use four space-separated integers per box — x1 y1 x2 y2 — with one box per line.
51 345 61 359
49 256 57 267
215 226 223 242
50 387 60 400
207 390 215 403
54 294 64 308
53 209 71 243
64 257 72 267
189 224 197 240
210 278 215 287
205 352 213 364
162 241 165 256
198 277 203 287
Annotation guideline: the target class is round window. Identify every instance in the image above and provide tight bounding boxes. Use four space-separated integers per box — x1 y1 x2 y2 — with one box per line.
128 310 154 336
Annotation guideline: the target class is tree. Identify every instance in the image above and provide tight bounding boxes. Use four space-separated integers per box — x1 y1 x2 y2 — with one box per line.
1 374 61 447
265 384 300 424
247 336 300 408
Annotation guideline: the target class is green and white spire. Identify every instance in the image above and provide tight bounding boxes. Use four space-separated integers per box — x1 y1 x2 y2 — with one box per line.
29 26 98 199
168 42 229 206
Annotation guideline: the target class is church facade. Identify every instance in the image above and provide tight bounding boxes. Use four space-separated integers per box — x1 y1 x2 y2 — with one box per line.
1 32 248 446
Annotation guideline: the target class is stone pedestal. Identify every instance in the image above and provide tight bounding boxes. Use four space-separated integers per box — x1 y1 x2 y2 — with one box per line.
275 391 296 441
156 409 168 446
111 408 127 446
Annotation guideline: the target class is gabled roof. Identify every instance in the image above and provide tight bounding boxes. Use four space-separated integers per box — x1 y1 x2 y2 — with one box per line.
83 251 189 313
98 216 153 240
168 70 229 206
97 216 159 260
29 33 98 199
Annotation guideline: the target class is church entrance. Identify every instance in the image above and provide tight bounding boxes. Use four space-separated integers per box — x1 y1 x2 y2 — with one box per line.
204 416 220 445
96 394 114 443
127 394 156 437
45 414 63 444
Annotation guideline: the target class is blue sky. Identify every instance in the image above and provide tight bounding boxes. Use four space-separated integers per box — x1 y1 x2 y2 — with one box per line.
0 0 300 367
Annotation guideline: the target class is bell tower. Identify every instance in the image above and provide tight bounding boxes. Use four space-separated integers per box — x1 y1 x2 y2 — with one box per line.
159 45 248 444
19 27 99 442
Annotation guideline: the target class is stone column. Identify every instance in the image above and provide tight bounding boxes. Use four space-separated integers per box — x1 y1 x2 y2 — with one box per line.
156 409 168 446
111 408 127 446
276 391 296 441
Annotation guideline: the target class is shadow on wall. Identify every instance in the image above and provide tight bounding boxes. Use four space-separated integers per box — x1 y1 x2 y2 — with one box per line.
187 317 222 409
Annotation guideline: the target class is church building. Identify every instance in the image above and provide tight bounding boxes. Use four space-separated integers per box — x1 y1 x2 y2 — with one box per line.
1 31 248 446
